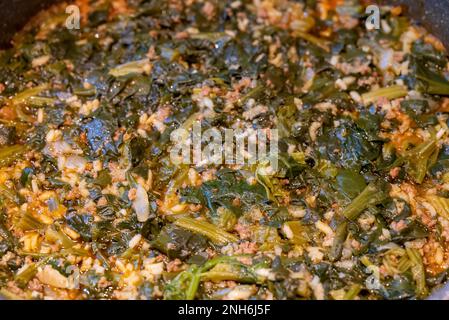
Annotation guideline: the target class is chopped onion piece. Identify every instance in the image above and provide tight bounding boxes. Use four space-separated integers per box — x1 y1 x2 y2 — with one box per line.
133 184 150 222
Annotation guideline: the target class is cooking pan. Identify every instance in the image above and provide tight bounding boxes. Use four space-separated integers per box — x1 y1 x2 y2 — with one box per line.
0 0 448 300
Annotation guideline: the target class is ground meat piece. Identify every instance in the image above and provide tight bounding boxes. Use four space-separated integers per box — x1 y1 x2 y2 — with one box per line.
234 242 258 254
0 124 16 146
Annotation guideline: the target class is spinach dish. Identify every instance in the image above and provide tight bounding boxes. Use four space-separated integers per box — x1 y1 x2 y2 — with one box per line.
1 0 449 300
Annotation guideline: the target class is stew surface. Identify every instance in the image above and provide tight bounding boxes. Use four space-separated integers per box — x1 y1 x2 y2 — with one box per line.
1 0 449 300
